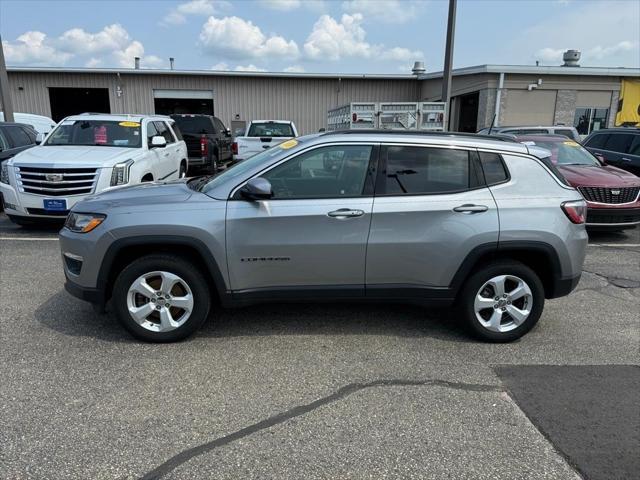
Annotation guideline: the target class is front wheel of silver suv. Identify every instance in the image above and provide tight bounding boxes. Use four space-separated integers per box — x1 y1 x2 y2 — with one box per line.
112 254 211 342
458 261 545 342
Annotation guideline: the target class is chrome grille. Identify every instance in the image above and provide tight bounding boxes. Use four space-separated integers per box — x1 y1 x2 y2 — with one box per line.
578 186 640 204
15 166 98 196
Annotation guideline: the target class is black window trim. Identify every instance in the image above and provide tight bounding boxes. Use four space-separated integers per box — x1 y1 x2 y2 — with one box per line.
374 143 488 197
230 142 380 201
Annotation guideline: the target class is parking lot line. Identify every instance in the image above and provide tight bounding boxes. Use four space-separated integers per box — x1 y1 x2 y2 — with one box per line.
0 236 58 241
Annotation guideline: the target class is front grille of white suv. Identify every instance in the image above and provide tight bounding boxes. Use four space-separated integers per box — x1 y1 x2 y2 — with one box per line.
15 166 99 196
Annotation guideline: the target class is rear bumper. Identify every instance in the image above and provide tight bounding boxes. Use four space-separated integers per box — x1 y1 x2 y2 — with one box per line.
549 273 582 299
586 207 640 227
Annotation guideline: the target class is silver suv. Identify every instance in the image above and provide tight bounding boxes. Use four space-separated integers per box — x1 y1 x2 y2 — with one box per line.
60 131 588 343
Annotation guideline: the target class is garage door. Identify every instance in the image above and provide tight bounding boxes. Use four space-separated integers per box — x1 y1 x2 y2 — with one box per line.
503 90 557 126
153 89 214 115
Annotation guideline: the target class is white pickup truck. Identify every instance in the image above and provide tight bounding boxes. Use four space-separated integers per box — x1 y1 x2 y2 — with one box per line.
0 114 187 225
234 120 298 161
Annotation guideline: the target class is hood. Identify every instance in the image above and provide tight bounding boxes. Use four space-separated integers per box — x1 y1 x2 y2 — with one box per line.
9 145 140 168
557 164 640 188
74 180 194 212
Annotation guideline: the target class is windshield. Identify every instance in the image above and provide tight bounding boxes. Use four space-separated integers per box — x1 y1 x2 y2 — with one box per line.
45 119 142 148
248 122 293 137
527 140 599 166
172 116 214 134
200 145 289 194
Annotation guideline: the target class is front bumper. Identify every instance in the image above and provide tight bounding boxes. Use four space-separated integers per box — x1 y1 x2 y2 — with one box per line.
0 182 86 220
65 279 104 304
586 207 640 228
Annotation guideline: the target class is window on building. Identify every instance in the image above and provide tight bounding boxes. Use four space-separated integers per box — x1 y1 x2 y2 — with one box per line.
574 108 609 135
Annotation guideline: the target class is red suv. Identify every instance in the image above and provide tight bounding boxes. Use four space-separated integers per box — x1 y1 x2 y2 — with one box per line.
516 135 640 230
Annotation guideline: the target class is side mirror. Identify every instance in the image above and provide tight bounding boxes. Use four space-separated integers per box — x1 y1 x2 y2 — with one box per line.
240 177 273 200
35 133 45 145
151 136 167 148
595 153 607 165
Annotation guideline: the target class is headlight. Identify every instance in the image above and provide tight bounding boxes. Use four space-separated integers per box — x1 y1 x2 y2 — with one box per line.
0 162 9 185
64 212 106 233
110 159 134 186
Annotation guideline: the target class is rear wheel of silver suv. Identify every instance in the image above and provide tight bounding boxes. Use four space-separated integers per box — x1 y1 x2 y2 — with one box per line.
458 261 544 342
112 254 210 342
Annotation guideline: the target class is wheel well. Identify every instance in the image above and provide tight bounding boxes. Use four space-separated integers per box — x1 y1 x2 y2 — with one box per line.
141 173 153 182
104 244 219 303
463 249 556 298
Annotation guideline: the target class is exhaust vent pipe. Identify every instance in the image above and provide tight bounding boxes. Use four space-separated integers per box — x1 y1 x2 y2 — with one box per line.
134 57 140 69
412 61 426 75
562 50 581 67
170 57 175 70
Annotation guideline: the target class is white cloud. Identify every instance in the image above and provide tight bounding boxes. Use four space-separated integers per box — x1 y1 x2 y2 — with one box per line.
258 0 325 11
284 65 305 72
304 13 422 62
55 24 130 55
4 25 165 69
211 62 230 70
199 15 299 60
3 31 72 65
162 0 230 25
234 64 267 72
522 1 639 67
342 0 424 24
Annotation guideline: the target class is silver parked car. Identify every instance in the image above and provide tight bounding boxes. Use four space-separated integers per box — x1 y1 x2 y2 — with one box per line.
478 126 581 142
60 131 588 343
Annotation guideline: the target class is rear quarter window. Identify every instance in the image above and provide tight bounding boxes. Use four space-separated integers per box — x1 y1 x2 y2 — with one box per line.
478 152 509 185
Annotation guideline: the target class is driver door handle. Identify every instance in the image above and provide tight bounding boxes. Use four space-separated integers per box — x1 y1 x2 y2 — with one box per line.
453 204 488 214
327 208 365 218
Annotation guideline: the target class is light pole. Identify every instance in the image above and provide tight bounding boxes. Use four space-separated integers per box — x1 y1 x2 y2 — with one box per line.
441 0 457 130
0 35 15 122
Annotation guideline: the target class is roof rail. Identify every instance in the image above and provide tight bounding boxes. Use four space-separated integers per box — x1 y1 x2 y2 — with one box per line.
320 129 518 142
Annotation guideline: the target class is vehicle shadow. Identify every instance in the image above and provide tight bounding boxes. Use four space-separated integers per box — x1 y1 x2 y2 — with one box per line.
36 291 469 343
587 226 639 243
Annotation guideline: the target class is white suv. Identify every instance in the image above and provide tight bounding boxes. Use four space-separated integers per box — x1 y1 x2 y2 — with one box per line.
0 114 187 225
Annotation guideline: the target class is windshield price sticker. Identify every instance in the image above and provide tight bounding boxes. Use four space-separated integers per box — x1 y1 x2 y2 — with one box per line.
279 139 298 150
119 121 140 127
563 141 579 147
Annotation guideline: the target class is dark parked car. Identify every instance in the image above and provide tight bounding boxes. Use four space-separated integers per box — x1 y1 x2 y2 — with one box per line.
517 134 640 230
170 114 233 174
0 123 38 211
582 128 640 176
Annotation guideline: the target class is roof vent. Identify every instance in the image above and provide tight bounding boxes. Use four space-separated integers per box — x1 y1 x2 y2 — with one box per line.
412 61 426 75
562 50 581 67
134 57 140 69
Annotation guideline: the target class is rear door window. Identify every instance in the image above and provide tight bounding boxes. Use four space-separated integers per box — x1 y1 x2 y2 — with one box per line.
604 133 633 153
628 135 640 156
380 146 481 195
168 121 183 141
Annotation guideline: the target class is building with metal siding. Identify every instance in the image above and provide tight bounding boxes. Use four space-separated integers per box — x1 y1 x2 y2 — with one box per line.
3 68 422 134
2 64 639 136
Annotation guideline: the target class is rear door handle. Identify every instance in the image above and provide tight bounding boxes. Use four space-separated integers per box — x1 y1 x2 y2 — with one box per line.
327 208 365 218
621 157 632 162
453 204 488 214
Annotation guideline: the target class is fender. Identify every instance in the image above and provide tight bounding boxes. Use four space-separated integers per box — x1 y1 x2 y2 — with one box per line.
96 235 231 306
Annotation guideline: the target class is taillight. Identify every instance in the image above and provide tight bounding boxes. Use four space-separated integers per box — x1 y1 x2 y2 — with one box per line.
562 200 587 224
200 136 208 157
232 142 238 155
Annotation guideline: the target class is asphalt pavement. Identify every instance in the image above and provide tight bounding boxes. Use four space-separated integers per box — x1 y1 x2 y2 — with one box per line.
0 213 638 480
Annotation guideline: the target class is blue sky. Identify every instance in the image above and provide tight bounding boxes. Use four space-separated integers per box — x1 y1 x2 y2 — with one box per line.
1 0 638 73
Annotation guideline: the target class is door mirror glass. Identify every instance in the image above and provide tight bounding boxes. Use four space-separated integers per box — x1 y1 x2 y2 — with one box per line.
151 135 167 148
241 177 273 200
35 133 45 145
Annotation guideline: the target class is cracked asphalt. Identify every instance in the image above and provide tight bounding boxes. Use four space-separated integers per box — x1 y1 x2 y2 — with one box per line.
0 214 638 479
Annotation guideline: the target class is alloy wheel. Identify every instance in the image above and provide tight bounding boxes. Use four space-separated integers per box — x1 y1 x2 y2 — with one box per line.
474 275 533 333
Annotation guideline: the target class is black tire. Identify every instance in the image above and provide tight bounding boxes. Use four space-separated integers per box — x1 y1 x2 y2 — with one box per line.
457 260 545 343
179 161 187 178
112 254 211 342
208 152 218 175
